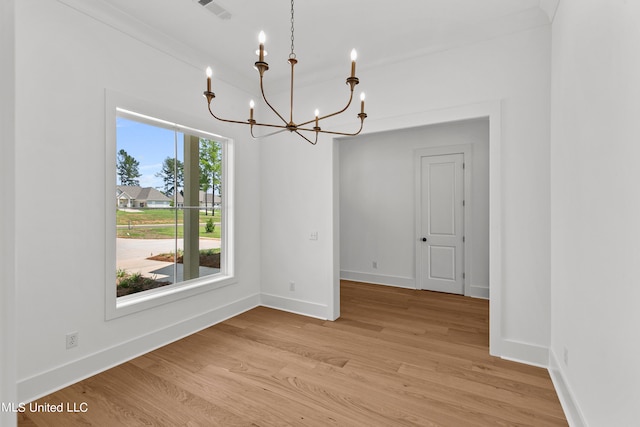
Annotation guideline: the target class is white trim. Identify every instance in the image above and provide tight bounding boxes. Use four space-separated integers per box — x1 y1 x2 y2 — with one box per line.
539 0 561 23
18 294 260 403
340 271 488 299
54 0 204 68
54 0 246 90
0 0 17 425
466 284 489 299
340 270 415 289
260 294 330 320
105 90 236 320
500 339 549 368
414 144 473 296
107 90 228 140
117 108 227 142
113 276 238 317
487 102 503 357
331 139 341 321
549 349 587 427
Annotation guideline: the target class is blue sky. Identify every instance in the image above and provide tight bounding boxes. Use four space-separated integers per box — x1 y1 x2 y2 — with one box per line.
116 117 183 189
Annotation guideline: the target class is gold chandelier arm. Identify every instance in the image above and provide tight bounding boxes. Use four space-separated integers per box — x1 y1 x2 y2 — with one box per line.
294 130 318 145
252 121 288 129
207 101 257 126
208 100 290 131
297 88 355 127
250 127 288 139
206 93 364 141
296 115 366 137
259 75 289 126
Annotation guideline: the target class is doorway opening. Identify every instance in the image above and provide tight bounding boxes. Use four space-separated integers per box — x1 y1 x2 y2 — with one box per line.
335 102 501 356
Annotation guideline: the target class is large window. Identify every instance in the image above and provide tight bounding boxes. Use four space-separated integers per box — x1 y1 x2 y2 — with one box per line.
106 99 234 319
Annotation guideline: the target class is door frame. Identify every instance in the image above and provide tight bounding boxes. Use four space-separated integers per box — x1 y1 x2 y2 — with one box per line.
332 101 502 357
415 145 472 295
1 1 17 425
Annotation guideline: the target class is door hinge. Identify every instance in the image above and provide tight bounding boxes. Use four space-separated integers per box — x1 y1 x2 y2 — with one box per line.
463 272 466 279
462 200 466 207
463 162 466 169
463 236 466 243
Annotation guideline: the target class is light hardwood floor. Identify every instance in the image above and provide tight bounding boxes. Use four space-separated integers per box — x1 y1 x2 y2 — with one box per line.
19 281 567 426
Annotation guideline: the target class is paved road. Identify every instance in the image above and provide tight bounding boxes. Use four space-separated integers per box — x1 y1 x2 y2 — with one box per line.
117 238 220 259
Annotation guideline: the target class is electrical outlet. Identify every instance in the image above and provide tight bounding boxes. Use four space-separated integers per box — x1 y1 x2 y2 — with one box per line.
66 332 79 349
289 281 295 291
563 347 569 366
372 261 378 269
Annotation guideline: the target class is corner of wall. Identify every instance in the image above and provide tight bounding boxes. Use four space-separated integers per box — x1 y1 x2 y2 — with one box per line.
548 349 587 427
539 0 561 23
499 339 549 368
260 294 330 320
466 285 489 299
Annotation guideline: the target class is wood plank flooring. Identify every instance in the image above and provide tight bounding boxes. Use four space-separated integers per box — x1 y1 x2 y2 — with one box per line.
19 281 567 426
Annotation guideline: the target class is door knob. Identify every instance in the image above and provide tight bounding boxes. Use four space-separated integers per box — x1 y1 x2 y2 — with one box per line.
421 237 427 242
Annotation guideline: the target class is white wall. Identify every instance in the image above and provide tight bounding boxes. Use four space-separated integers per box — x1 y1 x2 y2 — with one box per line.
259 24 552 361
368 27 551 358
14 0 262 402
1 0 17 425
259 133 337 319
549 1 640 425
339 119 490 297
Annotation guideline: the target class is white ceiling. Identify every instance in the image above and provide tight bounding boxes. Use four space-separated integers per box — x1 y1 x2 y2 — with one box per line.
66 0 556 91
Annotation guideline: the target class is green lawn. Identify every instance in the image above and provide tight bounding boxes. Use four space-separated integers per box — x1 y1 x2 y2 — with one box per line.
117 208 221 239
117 224 221 239
117 208 221 226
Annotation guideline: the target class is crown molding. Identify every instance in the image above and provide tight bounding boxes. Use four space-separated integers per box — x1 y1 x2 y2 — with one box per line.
539 0 561 23
55 0 251 92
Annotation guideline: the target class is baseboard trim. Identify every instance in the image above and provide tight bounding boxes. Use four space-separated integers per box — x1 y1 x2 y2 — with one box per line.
466 284 489 299
499 338 549 368
340 270 415 289
260 293 329 320
17 293 261 403
549 349 587 427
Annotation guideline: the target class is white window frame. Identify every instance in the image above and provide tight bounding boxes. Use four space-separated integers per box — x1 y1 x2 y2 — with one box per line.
105 91 235 320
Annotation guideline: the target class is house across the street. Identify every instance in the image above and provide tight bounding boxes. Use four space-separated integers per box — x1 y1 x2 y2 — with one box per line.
117 185 221 209
175 191 221 209
116 185 171 209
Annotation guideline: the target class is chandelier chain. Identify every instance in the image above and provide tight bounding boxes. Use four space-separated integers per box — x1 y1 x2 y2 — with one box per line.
289 0 296 59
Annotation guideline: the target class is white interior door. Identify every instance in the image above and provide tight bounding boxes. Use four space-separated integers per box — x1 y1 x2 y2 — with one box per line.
419 153 464 294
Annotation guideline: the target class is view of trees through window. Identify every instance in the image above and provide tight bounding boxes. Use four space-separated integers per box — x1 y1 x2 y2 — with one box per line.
115 115 224 297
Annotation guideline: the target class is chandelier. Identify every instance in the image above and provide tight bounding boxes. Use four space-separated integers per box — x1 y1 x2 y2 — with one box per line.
203 0 367 145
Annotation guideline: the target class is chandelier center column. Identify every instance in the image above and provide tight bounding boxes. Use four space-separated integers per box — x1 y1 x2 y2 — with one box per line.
288 57 298 130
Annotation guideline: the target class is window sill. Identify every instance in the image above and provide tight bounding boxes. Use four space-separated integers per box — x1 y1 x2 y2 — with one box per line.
106 274 236 320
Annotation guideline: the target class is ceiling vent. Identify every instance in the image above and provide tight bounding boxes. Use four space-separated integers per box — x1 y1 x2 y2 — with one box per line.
196 0 232 20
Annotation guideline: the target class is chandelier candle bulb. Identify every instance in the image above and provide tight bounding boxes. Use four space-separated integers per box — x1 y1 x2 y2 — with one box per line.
206 67 212 92
360 92 366 114
350 49 357 78
314 109 319 127
258 31 266 62
249 100 255 121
